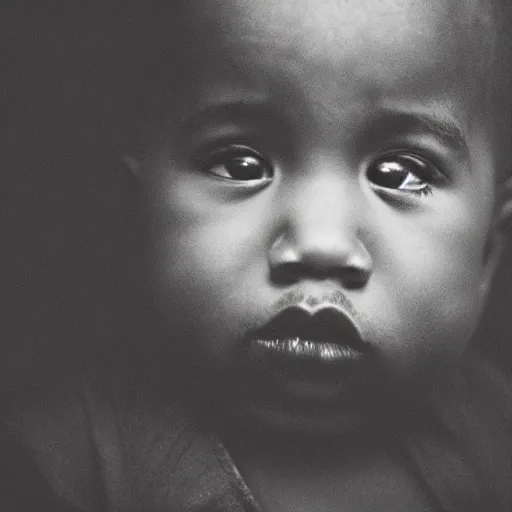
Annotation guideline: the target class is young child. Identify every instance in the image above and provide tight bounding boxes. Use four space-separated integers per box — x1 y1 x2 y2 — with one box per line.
5 0 512 510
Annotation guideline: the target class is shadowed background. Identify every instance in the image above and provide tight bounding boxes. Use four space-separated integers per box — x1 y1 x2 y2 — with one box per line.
3 4 512 412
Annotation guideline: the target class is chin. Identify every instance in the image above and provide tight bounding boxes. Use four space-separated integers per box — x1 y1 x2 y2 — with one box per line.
221 388 397 444
248 405 369 439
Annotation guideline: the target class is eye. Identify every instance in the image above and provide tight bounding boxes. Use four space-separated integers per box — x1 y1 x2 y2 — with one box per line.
367 153 440 196
203 144 274 183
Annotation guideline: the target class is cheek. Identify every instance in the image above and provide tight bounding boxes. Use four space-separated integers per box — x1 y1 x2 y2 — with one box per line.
372 204 490 373
154 188 266 280
155 220 260 295
144 178 272 345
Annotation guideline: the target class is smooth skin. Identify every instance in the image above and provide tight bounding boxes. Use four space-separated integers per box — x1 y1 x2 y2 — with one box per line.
133 0 512 510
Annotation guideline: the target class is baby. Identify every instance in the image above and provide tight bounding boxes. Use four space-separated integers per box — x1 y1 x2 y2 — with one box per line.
5 0 512 511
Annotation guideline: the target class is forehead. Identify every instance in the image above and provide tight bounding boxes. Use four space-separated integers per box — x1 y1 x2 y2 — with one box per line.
187 0 479 64
174 0 489 120
196 0 461 58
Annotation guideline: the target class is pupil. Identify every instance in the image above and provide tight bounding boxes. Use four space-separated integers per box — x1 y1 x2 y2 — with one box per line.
226 156 263 180
370 161 407 189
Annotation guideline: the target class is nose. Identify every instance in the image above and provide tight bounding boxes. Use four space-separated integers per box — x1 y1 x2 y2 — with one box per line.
268 171 373 288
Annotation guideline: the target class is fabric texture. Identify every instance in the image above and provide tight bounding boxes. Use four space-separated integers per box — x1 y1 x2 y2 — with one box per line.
3 358 512 512
3 381 262 512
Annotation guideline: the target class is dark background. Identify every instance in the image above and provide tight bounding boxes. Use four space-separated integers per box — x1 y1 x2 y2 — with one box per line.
3 5 512 411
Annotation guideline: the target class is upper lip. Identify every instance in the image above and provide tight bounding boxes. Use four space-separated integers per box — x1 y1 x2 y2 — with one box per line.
249 306 370 353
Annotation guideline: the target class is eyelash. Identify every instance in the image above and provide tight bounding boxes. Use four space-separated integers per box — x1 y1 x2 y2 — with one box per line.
202 144 266 168
410 184 433 197
198 143 273 182
367 150 444 198
196 142 444 199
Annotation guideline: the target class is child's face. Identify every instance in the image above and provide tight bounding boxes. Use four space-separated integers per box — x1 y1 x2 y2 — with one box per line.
140 0 508 434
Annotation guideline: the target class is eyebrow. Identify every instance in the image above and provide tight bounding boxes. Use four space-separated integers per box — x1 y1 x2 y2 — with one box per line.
178 101 279 140
179 101 469 156
370 109 469 155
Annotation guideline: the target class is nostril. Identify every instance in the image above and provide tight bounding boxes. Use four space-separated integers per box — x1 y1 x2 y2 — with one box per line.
270 261 307 285
341 266 371 289
268 229 373 287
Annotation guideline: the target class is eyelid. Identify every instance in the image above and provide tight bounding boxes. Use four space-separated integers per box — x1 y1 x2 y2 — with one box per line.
198 143 275 188
205 143 265 162
365 150 445 201
375 149 448 184
190 137 260 165
200 143 268 170
359 110 468 160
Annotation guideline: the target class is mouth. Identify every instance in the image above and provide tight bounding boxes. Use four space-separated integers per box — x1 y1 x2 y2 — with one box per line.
255 338 363 362
249 306 370 364
240 306 378 408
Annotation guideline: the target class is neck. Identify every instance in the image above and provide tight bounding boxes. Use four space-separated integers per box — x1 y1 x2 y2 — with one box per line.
219 408 403 469
217 413 437 512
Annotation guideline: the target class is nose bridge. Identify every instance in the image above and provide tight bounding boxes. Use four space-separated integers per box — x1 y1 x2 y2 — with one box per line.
269 160 372 284
268 154 373 285
287 163 361 245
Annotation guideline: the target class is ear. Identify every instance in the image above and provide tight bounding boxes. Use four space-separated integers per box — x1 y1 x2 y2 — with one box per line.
121 154 141 182
480 177 512 301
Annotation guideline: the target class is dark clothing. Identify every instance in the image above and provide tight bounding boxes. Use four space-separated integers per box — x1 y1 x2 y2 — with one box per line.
1 423 83 512
1 382 261 512
2 359 512 512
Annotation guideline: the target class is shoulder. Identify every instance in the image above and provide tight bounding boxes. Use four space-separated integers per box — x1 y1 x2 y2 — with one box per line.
413 354 512 511
4 383 109 511
2 375 240 511
0 418 85 512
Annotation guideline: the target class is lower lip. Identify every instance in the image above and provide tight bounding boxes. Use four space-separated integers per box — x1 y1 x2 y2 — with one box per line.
253 337 365 362
248 338 371 404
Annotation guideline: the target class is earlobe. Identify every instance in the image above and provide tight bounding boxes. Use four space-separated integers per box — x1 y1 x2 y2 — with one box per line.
497 177 512 231
121 154 141 182
480 177 512 301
